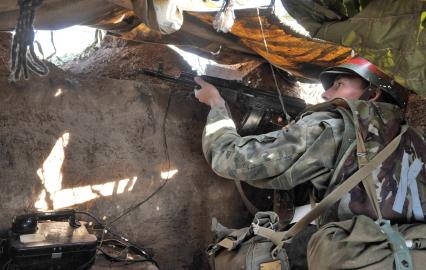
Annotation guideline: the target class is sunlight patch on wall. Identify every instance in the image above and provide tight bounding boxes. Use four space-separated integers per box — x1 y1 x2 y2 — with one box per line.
117 178 130 194
127 177 138 192
34 190 48 210
36 133 69 194
47 177 139 209
34 133 139 211
93 181 116 196
160 169 178 180
51 185 97 209
54 88 63 97
115 176 138 193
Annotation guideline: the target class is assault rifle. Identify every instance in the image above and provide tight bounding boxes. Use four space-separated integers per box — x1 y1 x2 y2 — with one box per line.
139 68 307 135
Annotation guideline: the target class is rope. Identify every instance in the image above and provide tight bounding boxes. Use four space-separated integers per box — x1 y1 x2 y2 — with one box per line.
256 8 291 123
9 0 48 82
212 0 235 33
46 31 57 60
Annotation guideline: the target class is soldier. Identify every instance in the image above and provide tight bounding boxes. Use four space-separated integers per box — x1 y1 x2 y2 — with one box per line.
195 57 426 269
197 58 400 185
195 58 426 215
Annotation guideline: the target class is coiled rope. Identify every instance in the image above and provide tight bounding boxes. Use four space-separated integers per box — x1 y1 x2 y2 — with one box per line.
9 0 48 82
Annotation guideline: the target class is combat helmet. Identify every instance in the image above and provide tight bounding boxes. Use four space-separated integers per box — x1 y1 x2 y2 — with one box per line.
319 58 408 107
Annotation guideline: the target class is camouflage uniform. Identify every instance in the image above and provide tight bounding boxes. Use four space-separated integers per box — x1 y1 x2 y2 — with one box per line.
202 105 344 192
202 99 426 223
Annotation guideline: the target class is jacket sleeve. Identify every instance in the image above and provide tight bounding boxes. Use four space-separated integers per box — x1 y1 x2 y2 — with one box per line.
202 105 338 187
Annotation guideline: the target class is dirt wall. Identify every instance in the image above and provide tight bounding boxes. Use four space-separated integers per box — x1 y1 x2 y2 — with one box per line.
0 33 252 270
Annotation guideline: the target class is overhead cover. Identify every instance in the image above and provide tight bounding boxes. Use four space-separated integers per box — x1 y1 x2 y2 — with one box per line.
0 0 424 96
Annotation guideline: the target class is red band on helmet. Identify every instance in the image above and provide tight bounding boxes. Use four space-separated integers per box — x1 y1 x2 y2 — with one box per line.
348 57 386 77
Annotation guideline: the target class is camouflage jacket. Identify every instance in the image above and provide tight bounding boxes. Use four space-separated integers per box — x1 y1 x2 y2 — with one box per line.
202 105 344 194
202 99 425 222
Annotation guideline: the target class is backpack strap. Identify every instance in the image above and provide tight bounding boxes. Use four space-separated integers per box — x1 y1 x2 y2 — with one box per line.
325 106 356 195
254 125 408 258
355 127 383 220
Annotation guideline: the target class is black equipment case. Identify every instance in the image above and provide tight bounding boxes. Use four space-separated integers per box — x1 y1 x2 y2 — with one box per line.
8 210 97 270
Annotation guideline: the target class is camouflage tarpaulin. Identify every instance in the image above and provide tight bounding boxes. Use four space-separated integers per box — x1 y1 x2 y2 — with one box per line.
282 0 426 96
190 10 352 79
96 9 352 80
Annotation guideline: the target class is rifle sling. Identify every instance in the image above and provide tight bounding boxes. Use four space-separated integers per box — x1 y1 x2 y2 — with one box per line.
235 180 259 215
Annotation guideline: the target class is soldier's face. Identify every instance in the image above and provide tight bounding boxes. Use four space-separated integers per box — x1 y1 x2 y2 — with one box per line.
321 76 365 101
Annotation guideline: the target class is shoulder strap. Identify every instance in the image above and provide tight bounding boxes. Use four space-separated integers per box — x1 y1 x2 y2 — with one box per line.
325 106 356 193
254 125 408 258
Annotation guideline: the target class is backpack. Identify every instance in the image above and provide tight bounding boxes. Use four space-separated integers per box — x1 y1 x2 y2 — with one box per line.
308 98 426 224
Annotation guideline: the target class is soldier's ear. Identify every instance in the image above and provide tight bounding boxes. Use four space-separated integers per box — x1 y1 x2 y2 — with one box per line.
367 87 382 102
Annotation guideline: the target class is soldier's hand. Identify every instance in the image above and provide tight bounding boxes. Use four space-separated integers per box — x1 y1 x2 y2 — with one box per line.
194 77 225 108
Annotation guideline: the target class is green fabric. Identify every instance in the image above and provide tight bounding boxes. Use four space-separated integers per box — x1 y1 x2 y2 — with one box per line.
282 0 426 96
307 215 426 270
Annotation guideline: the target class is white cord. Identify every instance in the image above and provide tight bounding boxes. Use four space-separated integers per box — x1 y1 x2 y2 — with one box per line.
256 8 291 123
